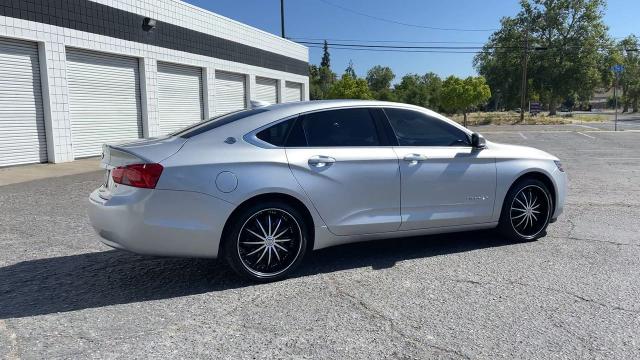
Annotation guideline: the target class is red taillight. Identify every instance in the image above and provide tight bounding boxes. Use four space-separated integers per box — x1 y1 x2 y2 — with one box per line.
111 163 163 189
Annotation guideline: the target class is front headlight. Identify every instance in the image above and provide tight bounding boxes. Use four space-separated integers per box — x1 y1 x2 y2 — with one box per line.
554 160 564 172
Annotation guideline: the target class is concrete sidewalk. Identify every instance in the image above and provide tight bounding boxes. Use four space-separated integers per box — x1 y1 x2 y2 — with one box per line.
0 158 101 187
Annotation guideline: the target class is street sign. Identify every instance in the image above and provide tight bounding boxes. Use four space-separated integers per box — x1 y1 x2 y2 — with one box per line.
529 102 542 115
612 64 624 74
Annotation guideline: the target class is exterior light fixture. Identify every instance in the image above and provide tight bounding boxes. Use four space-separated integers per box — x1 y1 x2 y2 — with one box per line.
142 18 156 31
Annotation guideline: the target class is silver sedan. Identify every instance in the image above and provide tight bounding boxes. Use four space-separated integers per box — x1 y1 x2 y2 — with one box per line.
88 100 566 281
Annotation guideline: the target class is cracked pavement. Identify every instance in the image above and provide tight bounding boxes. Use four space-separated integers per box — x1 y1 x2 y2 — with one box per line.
0 126 639 359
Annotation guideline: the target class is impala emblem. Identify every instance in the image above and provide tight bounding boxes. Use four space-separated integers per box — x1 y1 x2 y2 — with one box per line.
467 195 489 201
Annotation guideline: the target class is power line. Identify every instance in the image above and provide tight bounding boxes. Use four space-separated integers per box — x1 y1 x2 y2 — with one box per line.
316 0 498 32
298 41 507 50
288 37 487 45
302 40 638 53
305 45 486 54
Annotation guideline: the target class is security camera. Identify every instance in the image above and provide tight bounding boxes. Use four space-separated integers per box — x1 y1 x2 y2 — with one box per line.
142 18 156 31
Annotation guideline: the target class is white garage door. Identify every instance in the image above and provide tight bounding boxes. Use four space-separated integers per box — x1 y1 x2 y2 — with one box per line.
66 48 142 158
214 71 246 116
0 38 47 167
255 77 278 104
157 62 204 134
284 81 303 102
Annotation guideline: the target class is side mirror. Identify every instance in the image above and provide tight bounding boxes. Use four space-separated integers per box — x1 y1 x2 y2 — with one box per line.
471 133 486 149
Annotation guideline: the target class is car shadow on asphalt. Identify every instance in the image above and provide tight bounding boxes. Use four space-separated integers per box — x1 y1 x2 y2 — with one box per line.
0 230 517 319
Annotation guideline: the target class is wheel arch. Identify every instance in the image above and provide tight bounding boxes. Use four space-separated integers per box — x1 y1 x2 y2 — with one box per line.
508 170 557 214
219 192 316 257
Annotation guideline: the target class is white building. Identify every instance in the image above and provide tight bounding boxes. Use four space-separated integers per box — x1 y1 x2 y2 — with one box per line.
0 0 309 166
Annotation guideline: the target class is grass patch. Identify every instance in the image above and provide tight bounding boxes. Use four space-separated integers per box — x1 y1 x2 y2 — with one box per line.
448 112 609 126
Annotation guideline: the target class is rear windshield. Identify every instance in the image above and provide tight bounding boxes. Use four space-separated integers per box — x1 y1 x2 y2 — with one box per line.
172 108 269 138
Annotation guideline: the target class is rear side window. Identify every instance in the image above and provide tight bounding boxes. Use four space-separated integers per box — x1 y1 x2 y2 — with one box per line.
256 118 295 147
384 108 470 146
173 108 269 138
300 108 380 147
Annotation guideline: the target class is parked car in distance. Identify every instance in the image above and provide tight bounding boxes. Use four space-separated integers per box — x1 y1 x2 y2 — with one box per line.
89 100 567 281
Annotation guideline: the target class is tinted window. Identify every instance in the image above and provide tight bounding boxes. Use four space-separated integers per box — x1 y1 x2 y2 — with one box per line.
300 108 380 147
384 108 470 146
256 118 295 146
284 118 307 147
173 108 269 138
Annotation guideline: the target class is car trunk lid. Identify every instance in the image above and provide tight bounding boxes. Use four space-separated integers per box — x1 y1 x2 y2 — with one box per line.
97 136 186 200
100 136 187 169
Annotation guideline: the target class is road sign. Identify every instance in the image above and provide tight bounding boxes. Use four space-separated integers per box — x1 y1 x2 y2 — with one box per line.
529 102 542 115
612 64 624 74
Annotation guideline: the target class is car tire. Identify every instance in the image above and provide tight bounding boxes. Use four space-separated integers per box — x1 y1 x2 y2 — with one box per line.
498 178 553 242
222 201 309 282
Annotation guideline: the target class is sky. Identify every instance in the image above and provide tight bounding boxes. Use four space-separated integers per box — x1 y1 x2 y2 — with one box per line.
185 0 639 80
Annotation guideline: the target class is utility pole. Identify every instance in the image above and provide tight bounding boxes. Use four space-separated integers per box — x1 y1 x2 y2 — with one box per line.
280 0 285 38
614 72 618 131
520 29 529 123
612 63 623 131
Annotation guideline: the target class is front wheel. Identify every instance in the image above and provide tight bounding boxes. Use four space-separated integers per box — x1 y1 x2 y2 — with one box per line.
498 178 553 242
223 202 308 282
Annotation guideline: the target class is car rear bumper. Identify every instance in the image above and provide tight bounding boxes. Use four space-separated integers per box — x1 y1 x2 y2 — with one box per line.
88 186 234 258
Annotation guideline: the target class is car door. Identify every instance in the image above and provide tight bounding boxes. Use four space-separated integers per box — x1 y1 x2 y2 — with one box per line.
285 107 401 236
382 107 497 230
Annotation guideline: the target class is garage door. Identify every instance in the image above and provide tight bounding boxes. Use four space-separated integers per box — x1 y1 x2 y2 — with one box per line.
157 62 204 134
66 49 142 158
255 77 278 104
214 71 246 116
0 38 47 167
284 81 303 102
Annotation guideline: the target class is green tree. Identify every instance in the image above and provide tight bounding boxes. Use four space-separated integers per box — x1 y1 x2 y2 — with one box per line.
327 74 373 100
474 0 610 114
309 41 337 100
366 65 395 93
345 60 357 78
618 35 640 112
394 72 442 109
473 17 522 110
441 76 491 127
308 64 323 100
320 40 331 68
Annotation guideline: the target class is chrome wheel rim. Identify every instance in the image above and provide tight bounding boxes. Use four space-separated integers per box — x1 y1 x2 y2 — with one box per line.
237 208 303 278
510 185 551 239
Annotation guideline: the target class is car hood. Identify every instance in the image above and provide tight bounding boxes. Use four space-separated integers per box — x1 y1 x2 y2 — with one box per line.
487 141 558 161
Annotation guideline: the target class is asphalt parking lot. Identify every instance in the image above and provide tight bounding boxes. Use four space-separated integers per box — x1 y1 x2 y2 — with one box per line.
1 125 639 359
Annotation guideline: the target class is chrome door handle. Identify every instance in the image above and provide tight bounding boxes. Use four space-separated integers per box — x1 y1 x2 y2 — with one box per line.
403 153 427 164
308 155 336 168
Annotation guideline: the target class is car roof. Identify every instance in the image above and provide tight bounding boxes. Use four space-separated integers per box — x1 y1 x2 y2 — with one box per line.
256 100 468 132
189 100 471 140
261 99 426 113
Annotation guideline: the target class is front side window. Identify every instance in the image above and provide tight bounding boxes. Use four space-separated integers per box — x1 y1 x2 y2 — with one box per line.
384 108 470 147
300 108 380 147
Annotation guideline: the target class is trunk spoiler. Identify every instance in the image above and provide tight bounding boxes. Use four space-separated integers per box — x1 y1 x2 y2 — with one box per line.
100 136 188 169
101 144 151 169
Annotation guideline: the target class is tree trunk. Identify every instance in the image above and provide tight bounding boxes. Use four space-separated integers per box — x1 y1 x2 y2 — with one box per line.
633 96 639 113
463 112 468 127
548 97 557 116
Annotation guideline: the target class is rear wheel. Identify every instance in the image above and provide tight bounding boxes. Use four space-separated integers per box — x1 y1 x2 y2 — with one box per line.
223 202 308 282
498 178 553 242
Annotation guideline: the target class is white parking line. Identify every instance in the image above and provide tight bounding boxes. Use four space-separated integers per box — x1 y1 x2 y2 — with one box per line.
480 130 573 134
518 132 527 139
575 124 599 130
577 132 596 139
